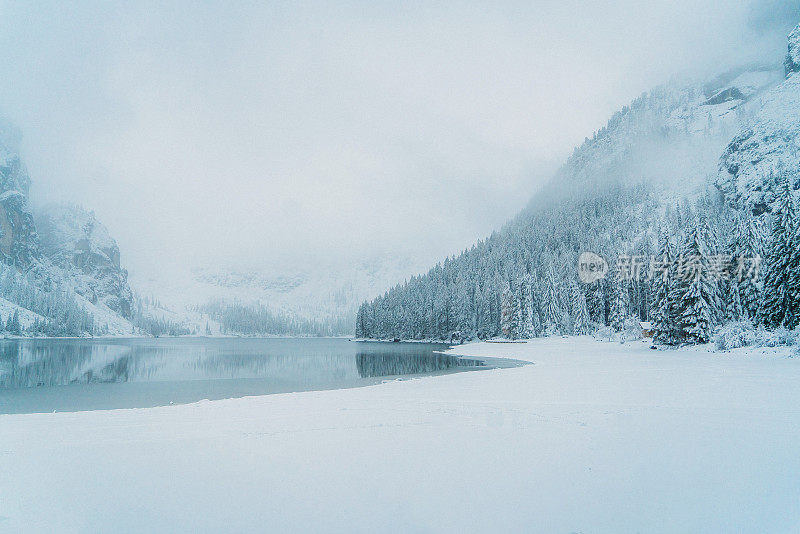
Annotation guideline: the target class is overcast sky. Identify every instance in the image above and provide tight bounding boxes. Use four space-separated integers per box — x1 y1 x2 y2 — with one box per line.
0 0 797 277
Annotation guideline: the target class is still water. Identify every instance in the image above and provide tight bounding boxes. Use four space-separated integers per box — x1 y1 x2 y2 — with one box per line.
0 337 487 414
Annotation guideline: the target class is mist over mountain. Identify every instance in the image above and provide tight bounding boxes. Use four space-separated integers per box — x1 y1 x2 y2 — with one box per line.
0 1 797 337
356 21 800 342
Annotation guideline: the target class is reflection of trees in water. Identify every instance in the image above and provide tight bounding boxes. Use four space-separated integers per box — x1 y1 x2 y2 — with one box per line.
192 351 355 381
0 339 478 389
0 340 362 387
355 350 483 378
0 342 137 387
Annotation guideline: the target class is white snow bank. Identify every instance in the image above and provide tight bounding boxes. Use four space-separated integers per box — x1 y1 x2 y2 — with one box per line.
1 337 799 533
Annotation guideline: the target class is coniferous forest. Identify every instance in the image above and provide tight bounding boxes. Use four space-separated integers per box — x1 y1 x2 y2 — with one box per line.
355 62 800 345
355 179 789 344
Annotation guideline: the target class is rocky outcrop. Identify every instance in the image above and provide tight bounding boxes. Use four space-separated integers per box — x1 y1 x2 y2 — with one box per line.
35 204 133 318
716 27 800 214
0 118 135 328
0 135 38 267
786 23 800 77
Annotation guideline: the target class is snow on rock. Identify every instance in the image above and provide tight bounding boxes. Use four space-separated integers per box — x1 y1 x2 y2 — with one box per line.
0 143 38 266
716 64 800 213
2 337 800 532
786 22 800 77
552 65 781 201
73 293 136 336
35 203 134 319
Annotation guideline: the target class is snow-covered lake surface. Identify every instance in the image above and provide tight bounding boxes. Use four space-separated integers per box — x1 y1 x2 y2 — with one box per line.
0 338 490 414
1 337 799 533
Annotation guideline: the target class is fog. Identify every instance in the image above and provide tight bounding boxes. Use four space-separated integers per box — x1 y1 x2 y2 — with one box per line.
0 0 797 281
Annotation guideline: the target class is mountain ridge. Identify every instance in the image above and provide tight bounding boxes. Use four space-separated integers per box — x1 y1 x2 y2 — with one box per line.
355 22 800 342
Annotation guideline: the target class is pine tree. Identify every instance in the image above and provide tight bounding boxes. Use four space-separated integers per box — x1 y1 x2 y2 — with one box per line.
355 305 366 338
760 177 800 329
725 278 744 322
9 310 20 335
500 282 519 339
516 279 529 337
476 286 493 339
519 276 537 338
736 215 764 322
610 273 626 333
572 283 590 335
589 280 606 325
542 274 562 336
651 230 680 344
677 220 715 343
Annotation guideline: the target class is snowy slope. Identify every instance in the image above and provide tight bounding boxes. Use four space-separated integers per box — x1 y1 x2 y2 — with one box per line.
355 58 790 341
716 23 800 213
2 337 799 532
0 296 45 330
0 117 137 336
36 203 134 319
73 294 136 336
550 64 782 201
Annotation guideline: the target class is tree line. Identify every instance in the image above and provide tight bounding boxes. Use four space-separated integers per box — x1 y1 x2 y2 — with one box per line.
355 175 799 344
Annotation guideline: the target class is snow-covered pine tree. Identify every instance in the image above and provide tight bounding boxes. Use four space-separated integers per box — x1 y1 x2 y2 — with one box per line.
518 275 538 338
760 177 800 329
704 217 727 324
588 280 606 325
736 215 764 322
725 279 743 322
724 217 747 322
572 282 590 335
651 229 680 344
8 310 21 335
610 272 626 332
541 274 561 336
677 220 715 344
476 285 494 339
500 282 519 339
517 278 529 338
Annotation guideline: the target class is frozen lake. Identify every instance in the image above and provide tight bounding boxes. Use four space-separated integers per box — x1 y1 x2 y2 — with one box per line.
0 337 489 414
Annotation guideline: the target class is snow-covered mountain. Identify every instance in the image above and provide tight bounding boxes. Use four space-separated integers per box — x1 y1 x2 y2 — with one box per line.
35 203 134 319
0 125 38 268
130 253 428 335
545 64 782 202
355 21 800 342
715 27 800 214
0 122 137 336
0 113 422 337
4 21 799 339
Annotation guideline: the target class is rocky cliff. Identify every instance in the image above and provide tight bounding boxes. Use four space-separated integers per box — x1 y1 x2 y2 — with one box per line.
0 120 134 329
0 128 38 267
36 204 133 318
716 23 800 214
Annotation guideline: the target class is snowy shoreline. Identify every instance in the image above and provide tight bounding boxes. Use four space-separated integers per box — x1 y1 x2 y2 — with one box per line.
2 336 799 532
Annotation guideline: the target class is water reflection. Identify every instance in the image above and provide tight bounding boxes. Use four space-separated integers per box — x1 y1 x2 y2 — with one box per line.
356 350 484 377
0 338 484 413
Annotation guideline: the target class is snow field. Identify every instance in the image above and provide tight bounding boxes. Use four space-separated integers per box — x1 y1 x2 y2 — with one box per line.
2 337 799 532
